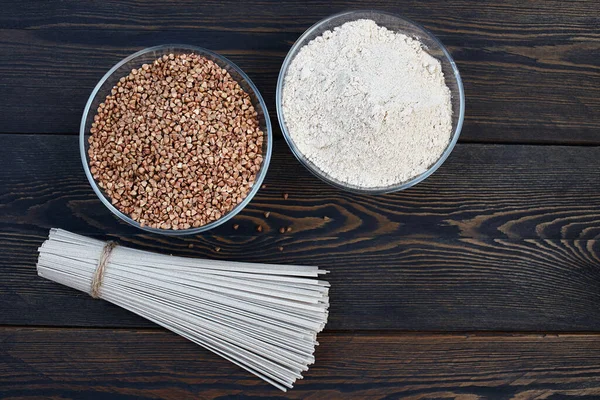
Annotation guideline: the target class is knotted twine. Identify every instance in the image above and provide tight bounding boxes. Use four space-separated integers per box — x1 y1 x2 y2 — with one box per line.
90 241 118 298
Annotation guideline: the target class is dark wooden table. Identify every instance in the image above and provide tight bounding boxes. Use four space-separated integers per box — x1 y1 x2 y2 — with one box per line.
2 1 600 398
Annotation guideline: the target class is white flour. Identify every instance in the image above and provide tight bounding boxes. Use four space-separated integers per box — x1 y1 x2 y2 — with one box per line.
282 19 453 189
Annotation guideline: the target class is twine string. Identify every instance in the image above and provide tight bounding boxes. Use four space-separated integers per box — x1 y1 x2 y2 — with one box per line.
90 241 117 299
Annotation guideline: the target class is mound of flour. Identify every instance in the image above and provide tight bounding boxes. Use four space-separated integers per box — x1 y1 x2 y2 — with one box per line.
282 19 453 189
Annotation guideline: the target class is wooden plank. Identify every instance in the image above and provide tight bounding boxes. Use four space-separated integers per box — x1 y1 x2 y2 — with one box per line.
2 135 599 240
3 231 600 330
2 329 600 398
1 134 600 330
1 1 599 143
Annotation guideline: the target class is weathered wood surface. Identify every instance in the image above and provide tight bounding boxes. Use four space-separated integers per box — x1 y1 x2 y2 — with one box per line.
1 0 599 143
3 135 599 240
3 329 600 399
1 135 599 331
2 1 600 396
4 231 600 331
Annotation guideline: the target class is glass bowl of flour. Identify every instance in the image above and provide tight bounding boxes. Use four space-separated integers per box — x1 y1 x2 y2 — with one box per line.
276 10 464 194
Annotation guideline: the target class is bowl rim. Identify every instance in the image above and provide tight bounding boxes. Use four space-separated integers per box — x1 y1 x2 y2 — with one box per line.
275 10 465 194
80 44 273 236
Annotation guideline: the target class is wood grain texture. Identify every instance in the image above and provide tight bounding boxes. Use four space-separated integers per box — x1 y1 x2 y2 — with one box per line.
1 0 599 143
1 135 600 330
2 135 599 241
3 231 600 331
3 2 600 396
2 329 600 399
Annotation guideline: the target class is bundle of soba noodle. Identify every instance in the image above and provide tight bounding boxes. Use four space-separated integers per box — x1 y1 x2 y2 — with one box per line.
36 229 330 391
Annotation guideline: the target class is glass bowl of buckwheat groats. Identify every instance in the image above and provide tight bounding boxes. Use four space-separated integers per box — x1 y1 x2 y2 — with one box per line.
276 10 464 194
80 44 272 235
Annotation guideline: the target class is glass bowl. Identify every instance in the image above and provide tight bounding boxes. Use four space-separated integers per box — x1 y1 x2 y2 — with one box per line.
276 10 464 194
80 44 273 235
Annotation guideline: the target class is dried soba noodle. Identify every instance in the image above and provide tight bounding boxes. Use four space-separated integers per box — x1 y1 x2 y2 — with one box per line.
36 228 330 391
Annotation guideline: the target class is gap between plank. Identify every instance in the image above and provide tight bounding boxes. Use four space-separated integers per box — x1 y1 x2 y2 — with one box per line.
2 325 600 336
1 132 600 146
